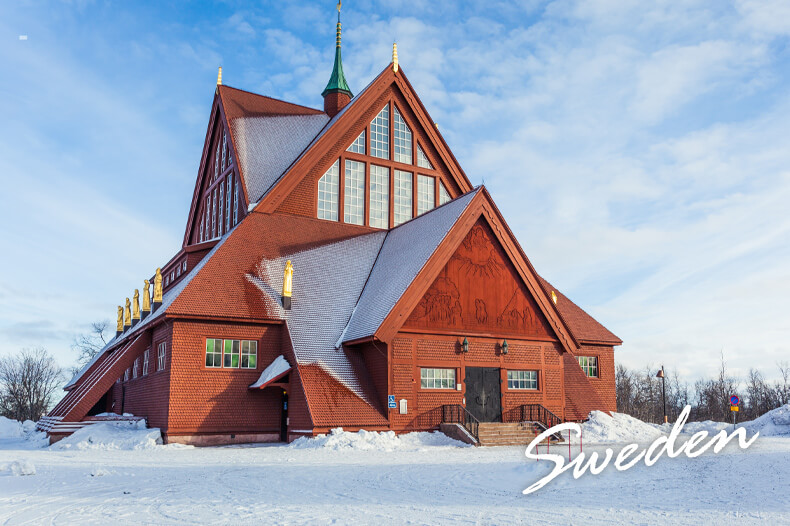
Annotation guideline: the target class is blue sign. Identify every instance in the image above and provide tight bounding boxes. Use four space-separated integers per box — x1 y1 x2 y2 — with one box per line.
730 395 740 406
388 395 396 409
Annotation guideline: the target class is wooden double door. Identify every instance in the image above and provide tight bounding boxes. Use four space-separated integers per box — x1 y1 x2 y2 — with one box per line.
465 367 502 422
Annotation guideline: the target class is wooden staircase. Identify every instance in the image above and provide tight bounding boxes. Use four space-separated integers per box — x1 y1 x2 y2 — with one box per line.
477 422 552 447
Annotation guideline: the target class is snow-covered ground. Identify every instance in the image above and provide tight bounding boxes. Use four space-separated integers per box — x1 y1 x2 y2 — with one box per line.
1 408 788 525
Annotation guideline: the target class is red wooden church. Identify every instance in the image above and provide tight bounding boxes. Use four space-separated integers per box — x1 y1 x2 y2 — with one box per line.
39 11 620 446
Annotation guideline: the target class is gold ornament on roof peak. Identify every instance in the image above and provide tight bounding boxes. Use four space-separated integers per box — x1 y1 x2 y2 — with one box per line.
217 66 222 86
551 290 558 305
392 43 399 73
142 280 151 312
116 306 123 333
282 260 294 298
337 1 341 12
132 289 141 320
124 298 132 327
153 268 163 303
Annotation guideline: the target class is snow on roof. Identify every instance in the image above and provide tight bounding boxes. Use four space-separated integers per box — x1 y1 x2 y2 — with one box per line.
231 113 330 203
249 355 292 389
340 189 479 344
246 230 387 400
65 236 230 390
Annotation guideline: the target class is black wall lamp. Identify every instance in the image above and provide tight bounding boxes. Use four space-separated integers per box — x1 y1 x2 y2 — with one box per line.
501 339 509 355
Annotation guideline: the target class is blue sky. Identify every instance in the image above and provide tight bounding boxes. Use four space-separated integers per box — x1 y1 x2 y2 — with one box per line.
1 0 789 382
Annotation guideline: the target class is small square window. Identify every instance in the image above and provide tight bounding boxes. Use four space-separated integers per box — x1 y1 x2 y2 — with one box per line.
577 356 598 378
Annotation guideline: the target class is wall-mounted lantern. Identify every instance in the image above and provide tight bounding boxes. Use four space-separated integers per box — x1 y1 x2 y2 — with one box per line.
502 339 509 355
462 337 469 353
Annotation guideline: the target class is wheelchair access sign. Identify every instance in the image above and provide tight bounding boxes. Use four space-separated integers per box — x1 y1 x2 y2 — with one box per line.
388 395 397 409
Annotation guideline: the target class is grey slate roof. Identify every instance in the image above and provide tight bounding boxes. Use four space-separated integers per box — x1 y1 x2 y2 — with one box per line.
340 189 479 343
231 114 330 204
246 230 387 399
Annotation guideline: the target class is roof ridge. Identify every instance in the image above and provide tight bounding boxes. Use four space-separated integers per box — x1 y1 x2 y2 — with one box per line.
219 84 324 115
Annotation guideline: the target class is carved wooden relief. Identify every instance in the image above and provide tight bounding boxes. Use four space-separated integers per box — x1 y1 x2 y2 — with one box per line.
405 219 554 339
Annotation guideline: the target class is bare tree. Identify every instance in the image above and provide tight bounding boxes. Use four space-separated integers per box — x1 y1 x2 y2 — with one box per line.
70 320 110 375
776 361 790 406
0 348 64 421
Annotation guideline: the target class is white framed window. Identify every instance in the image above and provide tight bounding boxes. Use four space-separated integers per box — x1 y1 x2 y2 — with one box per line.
124 368 130 382
394 170 413 226
157 342 167 372
233 183 239 225
212 188 218 238
417 144 433 169
133 358 139 379
199 217 204 243
420 368 456 389
439 180 451 205
142 349 150 376
507 370 538 390
318 160 340 221
347 130 365 154
182 261 187 273
223 339 240 368
417 175 435 215
205 338 223 368
344 160 365 225
241 340 257 369
205 196 211 238
218 184 224 236
393 106 412 164
370 105 390 159
221 131 227 170
577 356 598 378
226 176 233 232
369 165 389 229
214 143 220 179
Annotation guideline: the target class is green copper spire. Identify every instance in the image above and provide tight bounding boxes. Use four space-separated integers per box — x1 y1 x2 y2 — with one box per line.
322 2 352 98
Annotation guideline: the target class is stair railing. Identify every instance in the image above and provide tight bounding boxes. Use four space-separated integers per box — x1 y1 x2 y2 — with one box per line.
440 404 480 442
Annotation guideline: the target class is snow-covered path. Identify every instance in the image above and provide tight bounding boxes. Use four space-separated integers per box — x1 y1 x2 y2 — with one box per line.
1 436 788 525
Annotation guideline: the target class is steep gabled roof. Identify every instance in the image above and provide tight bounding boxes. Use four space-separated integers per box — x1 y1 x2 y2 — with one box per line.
257 65 475 213
538 277 622 346
218 86 330 205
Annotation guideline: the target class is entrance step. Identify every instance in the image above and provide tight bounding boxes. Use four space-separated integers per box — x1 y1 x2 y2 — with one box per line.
477 422 551 447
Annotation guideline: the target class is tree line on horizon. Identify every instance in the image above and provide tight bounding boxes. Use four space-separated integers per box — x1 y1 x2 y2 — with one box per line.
616 354 790 424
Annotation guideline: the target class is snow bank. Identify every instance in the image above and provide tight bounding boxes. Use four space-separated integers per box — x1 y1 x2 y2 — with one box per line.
289 428 471 451
50 421 163 451
0 416 24 438
580 411 663 444
742 403 790 437
0 459 36 476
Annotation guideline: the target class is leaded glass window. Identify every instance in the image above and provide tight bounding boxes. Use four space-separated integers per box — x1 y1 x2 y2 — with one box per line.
393 107 412 164
344 160 365 225
577 356 598 378
223 339 240 368
205 339 222 368
417 144 433 169
212 188 218 238
369 165 389 229
233 183 239 225
347 130 365 154
394 170 413 226
417 175 435 215
241 340 257 369
317 160 340 221
507 370 538 390
221 131 227 170
420 368 455 389
142 349 149 376
370 105 390 159
439 180 451 205
157 342 167 371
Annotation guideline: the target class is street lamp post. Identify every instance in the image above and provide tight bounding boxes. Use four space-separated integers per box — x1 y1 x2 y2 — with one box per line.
656 366 667 424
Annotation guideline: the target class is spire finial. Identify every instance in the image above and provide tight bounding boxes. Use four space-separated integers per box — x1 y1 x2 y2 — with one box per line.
322 1 352 100
392 43 399 73
217 66 222 86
